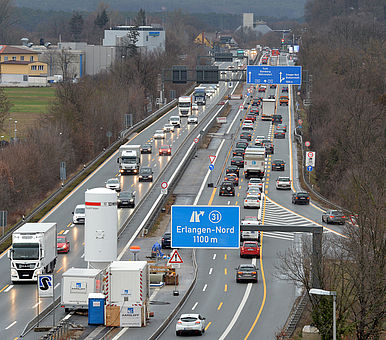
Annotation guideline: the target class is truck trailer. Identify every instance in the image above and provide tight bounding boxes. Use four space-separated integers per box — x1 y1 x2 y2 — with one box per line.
193 87 206 105
8 222 57 282
244 147 266 178
261 98 276 121
117 145 141 175
178 96 192 117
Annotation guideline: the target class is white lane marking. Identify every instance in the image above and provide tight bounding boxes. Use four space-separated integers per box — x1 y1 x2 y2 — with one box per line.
203 284 208 292
63 314 72 321
192 302 198 310
4 285 13 293
81 253 85 258
54 283 60 289
150 288 160 301
5 321 17 330
112 327 128 340
32 301 42 308
213 254 216 260
218 258 257 340
63 230 69 235
209 268 213 275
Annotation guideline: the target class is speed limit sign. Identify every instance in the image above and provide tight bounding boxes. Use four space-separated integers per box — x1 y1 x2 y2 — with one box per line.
305 151 315 167
161 182 168 189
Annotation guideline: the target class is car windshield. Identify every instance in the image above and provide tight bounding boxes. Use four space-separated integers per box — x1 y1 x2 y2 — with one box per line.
250 179 262 183
142 144 151 148
274 160 284 164
57 237 66 243
248 195 259 199
75 207 85 214
107 179 118 184
244 217 257 221
181 317 198 322
170 117 179 121
119 192 133 199
161 145 170 149
239 266 256 271
278 177 290 181
155 130 163 134
298 193 309 197
244 242 257 248
13 243 39 260
331 211 343 216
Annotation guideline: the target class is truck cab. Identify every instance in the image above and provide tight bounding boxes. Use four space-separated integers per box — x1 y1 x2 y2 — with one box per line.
117 145 141 175
178 96 192 117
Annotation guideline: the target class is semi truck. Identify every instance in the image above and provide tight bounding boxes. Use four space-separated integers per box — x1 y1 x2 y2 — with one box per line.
193 87 206 105
117 145 141 175
244 147 266 178
178 96 192 117
261 98 276 121
8 222 57 283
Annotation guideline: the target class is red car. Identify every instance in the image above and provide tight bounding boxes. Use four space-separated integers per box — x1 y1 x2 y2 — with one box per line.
159 145 171 156
250 108 259 114
57 235 70 254
245 115 255 122
258 86 266 92
240 241 260 258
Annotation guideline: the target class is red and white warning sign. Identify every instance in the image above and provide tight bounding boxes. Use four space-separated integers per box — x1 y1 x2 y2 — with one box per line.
194 138 199 143
209 155 216 164
305 141 311 147
161 182 168 189
305 151 316 167
168 249 183 265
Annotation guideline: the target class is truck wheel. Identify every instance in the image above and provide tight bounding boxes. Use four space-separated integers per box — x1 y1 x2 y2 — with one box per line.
65 308 70 313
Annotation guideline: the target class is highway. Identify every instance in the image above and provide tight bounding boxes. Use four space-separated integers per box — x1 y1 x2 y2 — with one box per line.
157 52 345 339
0 64 233 339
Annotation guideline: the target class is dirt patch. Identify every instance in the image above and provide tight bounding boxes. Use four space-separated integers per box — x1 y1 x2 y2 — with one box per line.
145 194 176 238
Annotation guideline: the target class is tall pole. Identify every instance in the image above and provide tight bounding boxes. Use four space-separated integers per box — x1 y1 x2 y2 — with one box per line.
333 294 336 340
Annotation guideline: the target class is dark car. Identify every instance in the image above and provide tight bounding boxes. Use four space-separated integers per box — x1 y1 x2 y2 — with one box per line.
263 141 274 155
292 192 310 205
270 84 277 89
322 210 346 225
161 232 171 249
272 115 283 124
233 148 245 158
236 141 248 150
274 128 286 139
219 181 235 196
271 160 285 171
236 264 258 283
231 156 244 168
118 191 135 208
139 167 153 182
226 166 239 176
57 235 70 254
140 144 152 154
224 173 239 186
250 107 259 115
240 132 252 141
282 86 289 93
277 123 287 132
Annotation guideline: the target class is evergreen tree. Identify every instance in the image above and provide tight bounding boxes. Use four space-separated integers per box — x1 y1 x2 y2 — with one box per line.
69 12 83 41
95 9 109 29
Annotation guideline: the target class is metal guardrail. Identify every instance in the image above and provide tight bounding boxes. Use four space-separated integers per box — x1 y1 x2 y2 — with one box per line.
0 85 196 247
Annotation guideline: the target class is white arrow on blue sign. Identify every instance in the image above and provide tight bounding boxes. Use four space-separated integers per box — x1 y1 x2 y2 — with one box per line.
307 165 313 171
209 164 214 171
171 205 240 249
246 65 302 85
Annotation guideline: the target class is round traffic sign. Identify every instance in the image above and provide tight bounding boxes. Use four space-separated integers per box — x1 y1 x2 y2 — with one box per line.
305 141 311 147
307 165 313 171
209 164 214 171
307 151 314 158
194 138 199 143
161 182 168 189
239 105 243 109
298 119 303 125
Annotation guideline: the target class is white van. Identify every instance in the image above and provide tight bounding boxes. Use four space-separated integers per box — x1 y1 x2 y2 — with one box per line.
169 116 181 128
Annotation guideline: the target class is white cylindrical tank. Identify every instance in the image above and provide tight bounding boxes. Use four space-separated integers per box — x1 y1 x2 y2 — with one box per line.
85 188 118 262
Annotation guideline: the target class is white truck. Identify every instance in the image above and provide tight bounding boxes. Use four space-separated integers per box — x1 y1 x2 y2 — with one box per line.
117 145 141 175
61 268 102 312
178 96 192 117
261 98 276 121
244 147 266 178
8 222 57 283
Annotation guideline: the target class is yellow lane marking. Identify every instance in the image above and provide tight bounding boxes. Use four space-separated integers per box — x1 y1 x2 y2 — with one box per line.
224 254 227 260
56 266 63 273
58 230 64 235
235 201 238 205
66 222 72 228
208 188 217 205
237 193 240 197
205 321 212 331
240 178 243 183
224 284 228 292
244 196 267 339
218 302 223 310
224 268 227 275
0 284 9 293
310 202 326 212
14 337 19 340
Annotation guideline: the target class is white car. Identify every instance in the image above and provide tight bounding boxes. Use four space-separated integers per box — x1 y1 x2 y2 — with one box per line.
153 129 165 139
105 178 121 192
72 204 85 224
248 178 263 191
247 188 261 198
244 194 260 209
163 124 175 132
169 116 181 128
187 115 198 124
241 216 260 241
176 314 206 336
254 136 266 146
192 103 199 111
276 176 291 190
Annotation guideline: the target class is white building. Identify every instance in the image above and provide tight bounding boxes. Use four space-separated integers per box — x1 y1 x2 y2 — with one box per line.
103 26 165 52
243 13 254 28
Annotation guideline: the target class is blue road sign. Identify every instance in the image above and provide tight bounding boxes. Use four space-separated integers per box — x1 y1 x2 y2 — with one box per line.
38 274 53 297
171 205 240 249
307 166 313 171
247 65 302 85
209 164 214 171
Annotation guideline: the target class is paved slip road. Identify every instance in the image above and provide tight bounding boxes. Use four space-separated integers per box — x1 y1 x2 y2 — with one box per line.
158 53 345 340
0 62 235 339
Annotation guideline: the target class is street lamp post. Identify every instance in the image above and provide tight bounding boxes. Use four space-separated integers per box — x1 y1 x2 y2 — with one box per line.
9 117 12 140
309 288 337 340
14 120 18 140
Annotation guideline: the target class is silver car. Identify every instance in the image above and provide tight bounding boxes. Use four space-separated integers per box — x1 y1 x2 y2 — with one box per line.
276 176 291 190
105 178 121 192
322 210 346 225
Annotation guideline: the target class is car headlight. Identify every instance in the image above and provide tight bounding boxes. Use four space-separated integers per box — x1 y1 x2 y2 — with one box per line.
149 175 152 178
130 199 134 202
139 175 143 178
117 200 121 203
